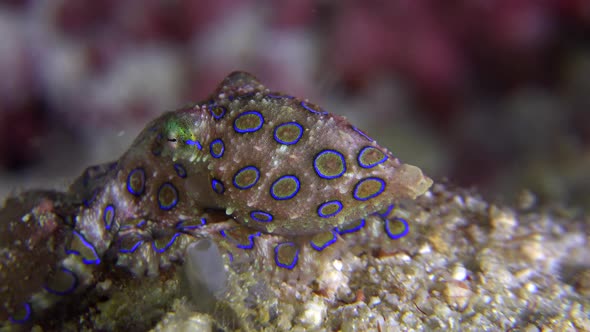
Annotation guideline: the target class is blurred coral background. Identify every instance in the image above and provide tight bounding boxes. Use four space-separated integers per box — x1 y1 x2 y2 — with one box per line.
0 0 589 211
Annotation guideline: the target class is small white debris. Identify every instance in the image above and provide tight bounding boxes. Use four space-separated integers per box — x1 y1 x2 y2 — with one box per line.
453 195 465 208
524 282 537 293
520 237 545 262
297 297 326 328
489 205 518 234
332 259 343 271
418 243 432 254
368 296 381 307
443 281 472 310
451 264 468 281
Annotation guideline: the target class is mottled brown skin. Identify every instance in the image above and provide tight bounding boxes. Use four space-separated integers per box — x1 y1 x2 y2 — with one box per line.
121 71 433 235
0 71 432 327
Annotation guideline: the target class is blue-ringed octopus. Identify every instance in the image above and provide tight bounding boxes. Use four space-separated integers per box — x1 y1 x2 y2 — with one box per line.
0 71 432 327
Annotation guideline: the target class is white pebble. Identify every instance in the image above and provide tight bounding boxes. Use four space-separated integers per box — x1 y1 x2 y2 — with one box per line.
368 296 381 307
332 259 343 271
524 282 537 293
418 243 432 254
451 264 468 281
298 297 326 328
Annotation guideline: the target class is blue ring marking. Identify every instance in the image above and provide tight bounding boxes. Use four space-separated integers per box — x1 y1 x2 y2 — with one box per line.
209 139 225 158
174 163 187 178
313 149 347 179
300 101 328 115
185 139 203 150
65 231 101 265
219 229 261 250
373 204 395 219
119 241 144 254
158 182 179 211
385 217 410 240
43 267 79 296
266 93 294 99
351 125 373 142
117 233 144 254
211 179 225 194
9 303 32 324
274 242 299 270
250 210 274 222
233 110 264 133
83 189 99 207
353 177 386 201
232 166 260 190
209 105 226 120
152 233 181 253
273 122 304 145
270 175 301 200
127 168 146 196
335 219 367 235
236 232 260 250
175 217 207 231
317 200 344 218
357 146 388 168
103 204 115 231
310 230 338 251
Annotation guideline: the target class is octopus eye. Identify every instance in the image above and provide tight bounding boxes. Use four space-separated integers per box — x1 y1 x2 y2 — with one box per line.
167 138 177 142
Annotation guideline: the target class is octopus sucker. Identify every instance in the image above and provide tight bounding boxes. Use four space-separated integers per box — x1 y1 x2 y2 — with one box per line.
0 71 432 327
